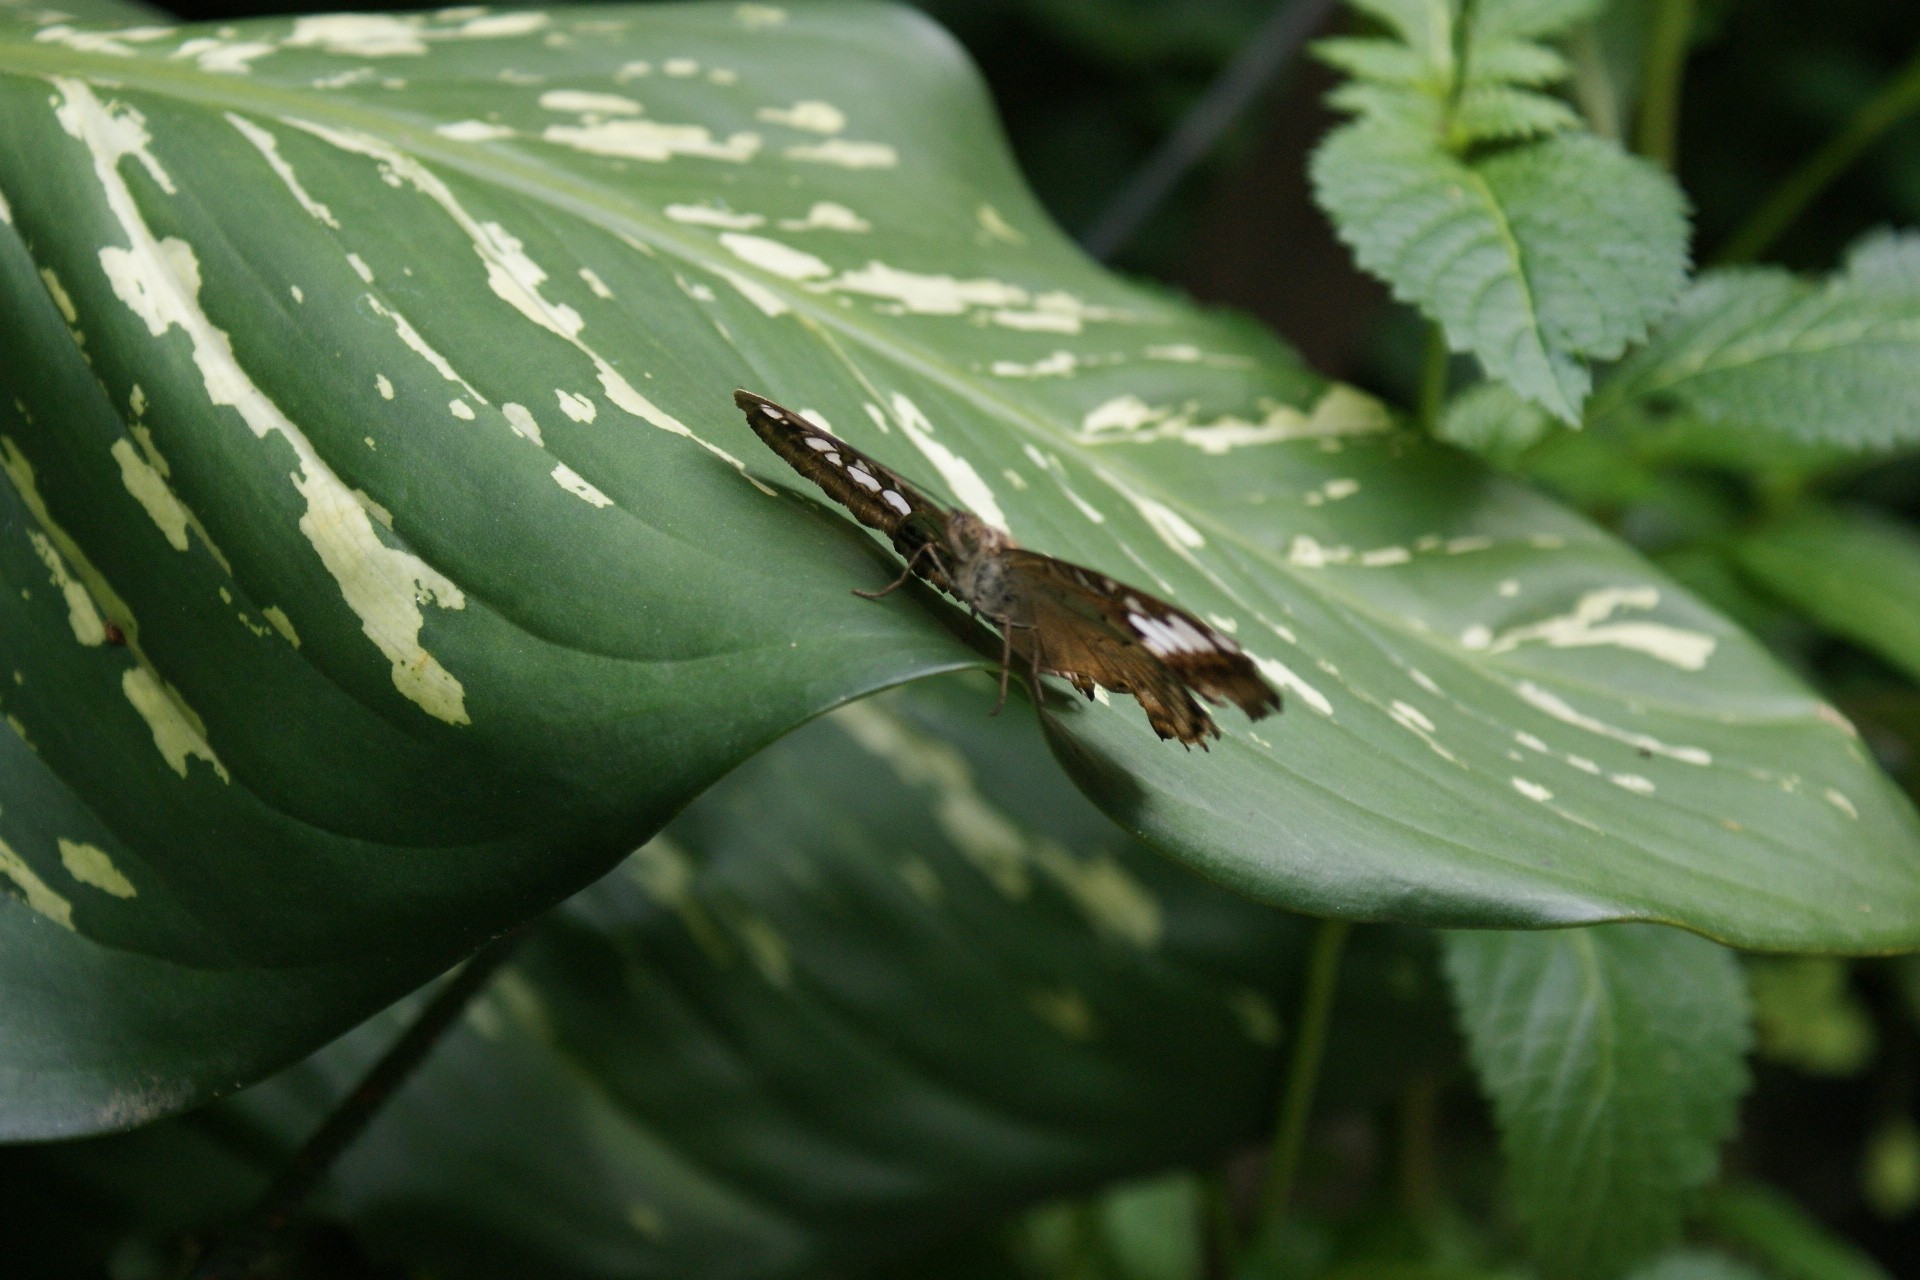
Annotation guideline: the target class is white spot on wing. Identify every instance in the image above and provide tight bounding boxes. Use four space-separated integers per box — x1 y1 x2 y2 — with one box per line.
1511 777 1552 802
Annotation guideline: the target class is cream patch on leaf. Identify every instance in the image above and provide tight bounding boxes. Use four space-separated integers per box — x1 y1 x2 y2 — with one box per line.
538 89 642 115
1515 681 1712 765
718 232 830 280
503 402 543 444
552 462 612 507
58 82 469 725
59 839 136 897
1486 587 1716 670
0 837 73 929
436 120 515 141
1251 654 1333 716
544 119 760 162
122 667 228 781
293 118 763 488
784 139 895 168
756 100 845 133
26 529 107 646
888 394 1007 531
665 202 763 229
225 114 338 227
778 202 868 232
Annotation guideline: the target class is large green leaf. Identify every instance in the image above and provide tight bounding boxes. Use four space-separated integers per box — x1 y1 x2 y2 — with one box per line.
0 1 1914 1140
1732 505 1920 684
15 674 1457 1276
1444 925 1751 1280
1589 233 1920 455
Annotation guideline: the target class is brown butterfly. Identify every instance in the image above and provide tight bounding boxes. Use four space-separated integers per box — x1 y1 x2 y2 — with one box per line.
735 389 1280 747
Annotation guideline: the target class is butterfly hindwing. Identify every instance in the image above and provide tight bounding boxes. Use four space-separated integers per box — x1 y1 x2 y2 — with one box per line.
1003 551 1281 744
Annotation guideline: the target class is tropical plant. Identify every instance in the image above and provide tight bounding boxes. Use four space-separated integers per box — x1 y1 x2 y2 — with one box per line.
1 0 1916 1276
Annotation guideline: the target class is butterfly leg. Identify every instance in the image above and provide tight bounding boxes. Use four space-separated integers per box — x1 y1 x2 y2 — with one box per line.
853 543 931 600
991 621 1014 716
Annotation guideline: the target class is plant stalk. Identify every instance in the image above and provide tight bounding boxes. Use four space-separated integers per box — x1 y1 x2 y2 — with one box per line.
1257 916 1353 1226
186 925 531 1280
1418 325 1451 432
1079 0 1340 261
1718 46 1920 264
1634 0 1695 170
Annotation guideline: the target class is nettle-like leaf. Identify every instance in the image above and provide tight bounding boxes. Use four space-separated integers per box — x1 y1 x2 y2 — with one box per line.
1732 506 1920 684
1590 232 1920 455
1445 926 1752 1280
1314 0 1687 422
21 676 1456 1275
0 2 1915 1135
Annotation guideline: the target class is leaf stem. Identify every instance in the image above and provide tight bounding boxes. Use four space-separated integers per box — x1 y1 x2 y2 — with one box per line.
1418 325 1451 432
1258 916 1353 1226
1717 46 1920 264
1634 0 1694 170
1079 0 1341 261
186 925 531 1280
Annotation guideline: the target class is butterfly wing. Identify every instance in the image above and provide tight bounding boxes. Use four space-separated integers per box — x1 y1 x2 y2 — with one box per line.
1003 551 1280 746
735 389 954 590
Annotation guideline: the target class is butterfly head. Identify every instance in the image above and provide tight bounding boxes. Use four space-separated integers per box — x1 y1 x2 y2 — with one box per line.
945 511 1013 561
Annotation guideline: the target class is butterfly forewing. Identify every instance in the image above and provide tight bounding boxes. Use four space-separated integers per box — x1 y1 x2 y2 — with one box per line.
734 389 957 591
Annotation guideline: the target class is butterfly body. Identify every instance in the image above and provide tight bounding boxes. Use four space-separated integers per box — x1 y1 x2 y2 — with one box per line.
734 389 1279 746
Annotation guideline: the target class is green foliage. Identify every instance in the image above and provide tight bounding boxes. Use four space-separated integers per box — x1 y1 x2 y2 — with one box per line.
1732 506 1920 682
1444 925 1751 1279
1312 0 1688 421
1747 956 1877 1075
1624 1249 1771 1280
9 674 1454 1276
3 1 1920 1278
1591 234 1920 454
1 2 1907 1154
1700 1182 1894 1280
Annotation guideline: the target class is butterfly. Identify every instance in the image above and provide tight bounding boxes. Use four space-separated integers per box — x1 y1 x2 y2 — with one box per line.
734 390 1280 747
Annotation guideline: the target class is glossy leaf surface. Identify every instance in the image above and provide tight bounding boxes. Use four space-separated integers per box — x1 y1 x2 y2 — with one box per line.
18 675 1455 1275
0 1 1916 1141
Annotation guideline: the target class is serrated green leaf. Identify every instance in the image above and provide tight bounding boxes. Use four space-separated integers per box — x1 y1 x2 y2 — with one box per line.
17 675 1456 1274
1315 36 1432 88
0 2 1913 1142
1444 925 1751 1280
1313 124 1688 420
1732 506 1920 683
1477 0 1607 43
1591 234 1920 453
1439 379 1556 463
1453 83 1584 141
